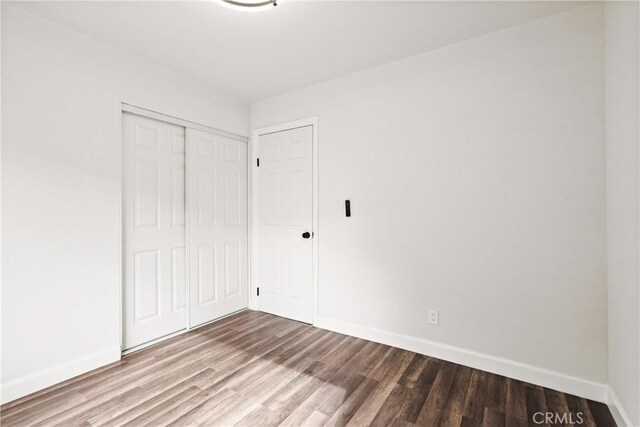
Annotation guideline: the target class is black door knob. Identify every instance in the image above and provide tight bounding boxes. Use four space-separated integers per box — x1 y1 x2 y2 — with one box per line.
302 232 311 239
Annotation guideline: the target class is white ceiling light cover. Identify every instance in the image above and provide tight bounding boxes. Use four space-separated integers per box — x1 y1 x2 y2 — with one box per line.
218 0 278 13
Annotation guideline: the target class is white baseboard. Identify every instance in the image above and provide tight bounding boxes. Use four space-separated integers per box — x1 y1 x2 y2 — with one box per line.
314 316 609 403
0 315 618 414
1 346 121 405
607 386 635 427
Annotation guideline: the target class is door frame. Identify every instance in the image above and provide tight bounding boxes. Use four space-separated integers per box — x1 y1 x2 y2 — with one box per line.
249 117 319 324
119 103 249 352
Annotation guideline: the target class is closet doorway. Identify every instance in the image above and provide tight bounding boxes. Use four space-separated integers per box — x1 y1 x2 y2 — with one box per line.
122 108 248 351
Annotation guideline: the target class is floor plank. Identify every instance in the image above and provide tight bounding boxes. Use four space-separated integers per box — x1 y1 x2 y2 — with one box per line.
0 310 617 426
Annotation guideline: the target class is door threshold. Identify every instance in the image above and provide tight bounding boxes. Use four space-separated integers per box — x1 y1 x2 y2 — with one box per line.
122 328 188 355
189 308 249 332
121 308 249 356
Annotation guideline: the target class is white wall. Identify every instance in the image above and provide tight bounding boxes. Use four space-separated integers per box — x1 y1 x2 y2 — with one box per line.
252 4 608 391
1 5 249 403
605 2 640 425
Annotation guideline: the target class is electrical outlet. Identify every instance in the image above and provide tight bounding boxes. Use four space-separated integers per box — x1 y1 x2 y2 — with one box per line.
428 309 439 326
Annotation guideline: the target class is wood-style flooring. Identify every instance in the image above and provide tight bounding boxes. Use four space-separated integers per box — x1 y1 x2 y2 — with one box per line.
0 310 616 426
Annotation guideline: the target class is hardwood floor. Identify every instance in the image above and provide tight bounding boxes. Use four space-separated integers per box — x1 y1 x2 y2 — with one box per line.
0 310 616 427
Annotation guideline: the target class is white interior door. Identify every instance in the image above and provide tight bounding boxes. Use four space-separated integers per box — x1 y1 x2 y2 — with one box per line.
257 126 313 323
123 113 187 350
187 128 248 327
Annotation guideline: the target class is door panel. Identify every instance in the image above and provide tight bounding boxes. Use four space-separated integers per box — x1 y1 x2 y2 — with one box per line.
187 128 248 327
257 126 313 323
123 113 186 350
171 247 187 311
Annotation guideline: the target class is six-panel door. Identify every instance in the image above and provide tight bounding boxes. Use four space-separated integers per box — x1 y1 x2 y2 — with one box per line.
187 128 248 327
257 126 313 324
122 113 187 349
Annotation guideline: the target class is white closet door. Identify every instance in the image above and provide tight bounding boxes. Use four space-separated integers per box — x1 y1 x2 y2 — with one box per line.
123 113 187 350
187 128 248 327
257 126 313 323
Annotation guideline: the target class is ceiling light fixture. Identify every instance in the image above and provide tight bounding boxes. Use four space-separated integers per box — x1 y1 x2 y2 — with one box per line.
218 0 278 12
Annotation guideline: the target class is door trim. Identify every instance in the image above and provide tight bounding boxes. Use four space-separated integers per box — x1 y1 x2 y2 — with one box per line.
121 103 249 143
249 117 319 324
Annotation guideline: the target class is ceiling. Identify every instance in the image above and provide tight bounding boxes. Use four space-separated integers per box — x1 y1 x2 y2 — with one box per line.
9 1 585 101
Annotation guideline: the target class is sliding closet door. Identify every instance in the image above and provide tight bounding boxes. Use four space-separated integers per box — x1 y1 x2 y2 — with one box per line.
122 113 187 350
187 128 248 327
